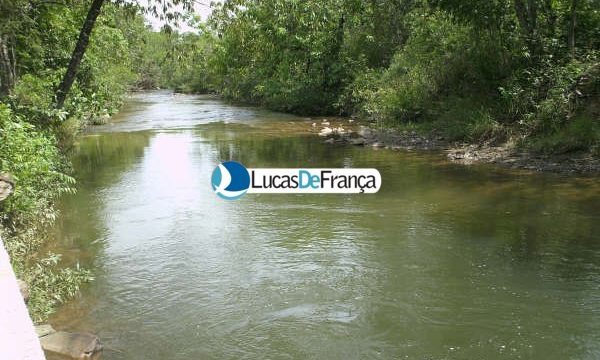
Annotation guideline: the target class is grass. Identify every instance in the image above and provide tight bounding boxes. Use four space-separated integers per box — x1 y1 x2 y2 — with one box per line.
527 114 600 155
381 95 509 144
376 90 599 159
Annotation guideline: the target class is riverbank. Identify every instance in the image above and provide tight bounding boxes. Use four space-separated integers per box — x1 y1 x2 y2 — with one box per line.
313 119 600 175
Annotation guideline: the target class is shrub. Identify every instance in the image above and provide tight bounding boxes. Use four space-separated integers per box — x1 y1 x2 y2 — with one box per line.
528 113 599 154
0 103 74 227
351 11 478 125
10 73 68 124
0 103 91 322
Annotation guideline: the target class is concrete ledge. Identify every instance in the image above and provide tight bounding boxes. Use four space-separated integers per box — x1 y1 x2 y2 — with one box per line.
0 236 46 360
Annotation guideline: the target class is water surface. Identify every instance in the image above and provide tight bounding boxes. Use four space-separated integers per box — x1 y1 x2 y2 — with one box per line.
50 91 600 359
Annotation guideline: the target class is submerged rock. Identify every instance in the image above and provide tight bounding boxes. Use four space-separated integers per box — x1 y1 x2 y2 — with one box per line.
35 324 56 338
40 331 102 360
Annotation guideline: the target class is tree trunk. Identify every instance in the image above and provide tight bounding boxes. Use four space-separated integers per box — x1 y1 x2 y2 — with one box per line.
55 0 105 109
542 0 557 38
514 0 540 56
514 0 531 37
568 0 578 57
526 0 537 35
0 35 16 97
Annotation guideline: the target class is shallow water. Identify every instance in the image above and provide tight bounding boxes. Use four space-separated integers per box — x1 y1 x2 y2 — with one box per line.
49 91 600 359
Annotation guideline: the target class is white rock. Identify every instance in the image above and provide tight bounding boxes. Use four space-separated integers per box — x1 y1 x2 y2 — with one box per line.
358 127 373 137
319 127 333 137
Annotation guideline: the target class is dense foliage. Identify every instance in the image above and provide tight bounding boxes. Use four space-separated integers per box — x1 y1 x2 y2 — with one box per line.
0 0 150 320
193 0 599 151
133 21 216 93
0 102 93 321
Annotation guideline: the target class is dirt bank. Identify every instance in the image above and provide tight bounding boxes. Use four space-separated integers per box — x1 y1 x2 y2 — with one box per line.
311 119 600 175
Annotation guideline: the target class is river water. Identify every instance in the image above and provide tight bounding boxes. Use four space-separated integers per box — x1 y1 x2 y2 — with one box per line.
49 91 600 359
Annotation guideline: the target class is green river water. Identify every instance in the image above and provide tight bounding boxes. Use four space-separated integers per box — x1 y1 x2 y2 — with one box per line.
49 91 600 360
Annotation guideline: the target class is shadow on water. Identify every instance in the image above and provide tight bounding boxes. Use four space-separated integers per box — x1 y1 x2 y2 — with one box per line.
48 91 600 360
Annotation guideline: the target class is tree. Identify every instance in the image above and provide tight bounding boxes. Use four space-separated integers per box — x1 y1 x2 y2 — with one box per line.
0 34 16 96
54 0 195 109
54 0 105 109
568 0 578 57
0 0 27 96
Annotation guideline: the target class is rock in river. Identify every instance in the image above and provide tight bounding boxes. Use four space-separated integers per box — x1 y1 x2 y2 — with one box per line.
349 138 365 146
40 331 102 359
35 324 56 338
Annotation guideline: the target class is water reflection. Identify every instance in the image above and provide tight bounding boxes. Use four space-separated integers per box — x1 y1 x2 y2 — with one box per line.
50 91 600 360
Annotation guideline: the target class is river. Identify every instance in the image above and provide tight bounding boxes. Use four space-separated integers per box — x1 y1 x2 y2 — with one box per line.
49 91 600 359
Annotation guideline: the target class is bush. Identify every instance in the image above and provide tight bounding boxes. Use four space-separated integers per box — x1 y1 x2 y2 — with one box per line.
350 11 483 125
0 103 91 321
25 253 93 323
0 103 74 227
411 96 506 142
10 73 68 124
528 113 599 154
